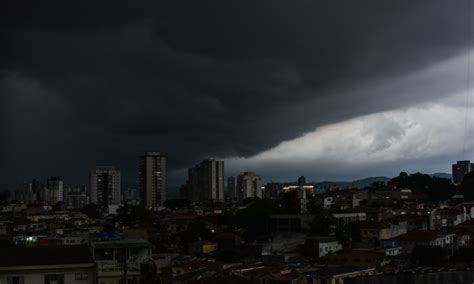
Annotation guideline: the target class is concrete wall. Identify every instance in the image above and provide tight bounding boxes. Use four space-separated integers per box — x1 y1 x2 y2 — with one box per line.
0 268 95 284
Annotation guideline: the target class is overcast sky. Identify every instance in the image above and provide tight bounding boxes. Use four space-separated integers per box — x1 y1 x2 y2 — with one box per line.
2 0 474 188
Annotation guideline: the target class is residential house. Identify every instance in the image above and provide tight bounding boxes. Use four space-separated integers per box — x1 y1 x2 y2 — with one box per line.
0 245 95 284
90 239 152 284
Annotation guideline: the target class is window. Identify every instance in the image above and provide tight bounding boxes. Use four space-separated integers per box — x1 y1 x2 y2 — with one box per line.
45 274 64 284
75 273 89 280
7 276 24 284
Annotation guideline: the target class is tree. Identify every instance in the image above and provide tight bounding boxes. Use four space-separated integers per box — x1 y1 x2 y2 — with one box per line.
309 209 335 236
334 221 365 244
389 172 455 202
369 181 386 190
279 191 301 214
456 246 474 263
163 199 190 210
428 177 455 201
82 204 102 218
180 218 211 251
242 197 260 206
235 199 282 241
114 205 153 227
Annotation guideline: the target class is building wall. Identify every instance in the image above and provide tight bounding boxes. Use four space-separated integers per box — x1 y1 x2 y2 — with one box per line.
264 183 283 200
343 270 474 284
182 160 224 203
140 152 167 208
90 167 121 206
46 177 64 205
318 241 342 257
0 266 95 284
92 240 152 284
227 176 237 200
237 172 262 201
385 247 402 256
452 160 472 185
332 212 367 225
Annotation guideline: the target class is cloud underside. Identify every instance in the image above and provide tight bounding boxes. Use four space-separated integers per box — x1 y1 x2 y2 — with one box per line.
225 94 474 181
2 1 474 186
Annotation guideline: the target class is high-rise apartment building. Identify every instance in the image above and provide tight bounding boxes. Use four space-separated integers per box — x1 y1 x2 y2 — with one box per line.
64 185 89 209
452 160 473 185
14 179 42 205
140 152 167 208
181 159 224 203
90 166 121 207
227 176 237 200
122 188 139 203
264 182 283 200
237 171 262 201
29 178 42 203
46 177 64 205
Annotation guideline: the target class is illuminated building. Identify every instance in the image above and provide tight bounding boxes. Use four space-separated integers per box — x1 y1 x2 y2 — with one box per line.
90 167 121 206
140 152 167 208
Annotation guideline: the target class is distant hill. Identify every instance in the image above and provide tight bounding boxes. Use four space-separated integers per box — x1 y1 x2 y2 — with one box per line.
352 176 392 187
430 173 452 179
313 176 391 189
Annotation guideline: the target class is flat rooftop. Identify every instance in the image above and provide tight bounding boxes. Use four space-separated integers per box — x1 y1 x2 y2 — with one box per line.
91 238 150 249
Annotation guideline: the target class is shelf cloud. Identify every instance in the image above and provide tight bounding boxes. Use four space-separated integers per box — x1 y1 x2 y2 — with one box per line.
2 0 473 186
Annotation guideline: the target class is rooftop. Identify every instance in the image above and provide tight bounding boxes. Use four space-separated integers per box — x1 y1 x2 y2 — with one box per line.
391 230 449 242
303 265 375 277
91 238 150 249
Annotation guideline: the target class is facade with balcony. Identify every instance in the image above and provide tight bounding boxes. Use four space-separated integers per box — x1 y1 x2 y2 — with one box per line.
90 239 153 284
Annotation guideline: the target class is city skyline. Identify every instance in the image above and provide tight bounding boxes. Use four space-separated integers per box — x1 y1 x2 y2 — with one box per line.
2 155 473 191
3 3 474 282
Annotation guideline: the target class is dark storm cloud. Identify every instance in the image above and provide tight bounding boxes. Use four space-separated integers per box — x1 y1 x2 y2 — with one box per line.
1 0 473 186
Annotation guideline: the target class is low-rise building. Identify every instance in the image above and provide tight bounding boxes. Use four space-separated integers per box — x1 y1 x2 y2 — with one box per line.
430 208 468 230
0 245 95 284
389 214 429 231
384 246 402 256
304 237 342 258
189 241 219 255
270 214 315 231
324 250 386 269
90 239 152 284
301 266 376 284
382 230 456 252
332 212 366 225
361 222 407 243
